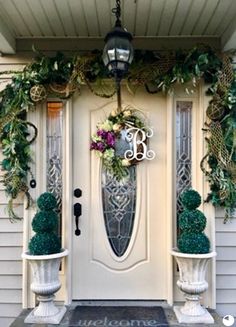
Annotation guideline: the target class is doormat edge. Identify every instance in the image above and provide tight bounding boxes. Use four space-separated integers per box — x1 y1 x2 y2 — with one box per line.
69 306 169 327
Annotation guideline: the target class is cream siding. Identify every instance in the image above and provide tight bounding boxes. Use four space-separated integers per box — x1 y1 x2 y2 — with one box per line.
216 208 236 317
0 59 25 327
0 184 23 326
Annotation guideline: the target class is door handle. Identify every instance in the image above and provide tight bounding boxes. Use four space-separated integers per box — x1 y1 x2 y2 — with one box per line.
74 202 82 236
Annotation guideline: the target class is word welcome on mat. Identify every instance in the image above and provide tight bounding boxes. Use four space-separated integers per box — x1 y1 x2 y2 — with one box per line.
69 306 169 327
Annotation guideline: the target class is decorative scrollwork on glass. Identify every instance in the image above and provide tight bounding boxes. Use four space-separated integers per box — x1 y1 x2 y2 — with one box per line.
46 102 63 235
176 101 192 215
102 166 136 257
47 154 62 214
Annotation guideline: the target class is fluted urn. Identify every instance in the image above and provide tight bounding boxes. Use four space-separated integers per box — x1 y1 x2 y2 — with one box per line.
22 249 68 324
171 249 216 324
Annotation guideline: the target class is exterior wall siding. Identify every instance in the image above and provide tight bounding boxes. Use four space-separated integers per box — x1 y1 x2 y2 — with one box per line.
0 59 25 327
216 208 236 317
0 166 23 326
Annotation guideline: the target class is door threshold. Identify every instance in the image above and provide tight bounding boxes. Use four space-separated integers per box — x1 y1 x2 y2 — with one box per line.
71 300 169 308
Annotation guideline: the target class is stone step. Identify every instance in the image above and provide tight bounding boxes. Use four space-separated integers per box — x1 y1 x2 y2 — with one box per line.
10 303 224 327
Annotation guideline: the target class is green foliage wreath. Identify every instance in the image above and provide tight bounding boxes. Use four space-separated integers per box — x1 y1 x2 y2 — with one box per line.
0 46 235 221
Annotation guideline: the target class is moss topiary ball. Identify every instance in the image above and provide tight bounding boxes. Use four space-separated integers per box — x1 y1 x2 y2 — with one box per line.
181 189 201 210
31 211 58 233
178 232 210 254
29 232 61 255
37 192 57 211
179 209 206 233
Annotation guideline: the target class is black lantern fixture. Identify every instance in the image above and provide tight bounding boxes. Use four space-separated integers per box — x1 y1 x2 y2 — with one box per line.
102 0 134 111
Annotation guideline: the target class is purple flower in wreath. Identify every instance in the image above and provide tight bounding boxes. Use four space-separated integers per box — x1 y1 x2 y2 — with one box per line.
90 142 98 150
97 129 107 139
106 132 115 147
96 142 106 152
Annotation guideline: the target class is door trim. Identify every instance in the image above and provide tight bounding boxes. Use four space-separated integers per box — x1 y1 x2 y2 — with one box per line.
23 99 73 307
22 86 216 308
166 93 175 305
63 99 73 305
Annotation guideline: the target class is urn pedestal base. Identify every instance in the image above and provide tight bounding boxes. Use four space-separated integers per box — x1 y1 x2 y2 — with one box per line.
25 305 67 324
174 306 214 324
171 249 217 324
22 249 68 325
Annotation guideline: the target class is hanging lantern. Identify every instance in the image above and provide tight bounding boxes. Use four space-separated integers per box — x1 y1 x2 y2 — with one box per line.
102 0 134 79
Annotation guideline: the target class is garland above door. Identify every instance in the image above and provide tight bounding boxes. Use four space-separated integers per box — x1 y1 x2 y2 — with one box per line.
0 46 235 221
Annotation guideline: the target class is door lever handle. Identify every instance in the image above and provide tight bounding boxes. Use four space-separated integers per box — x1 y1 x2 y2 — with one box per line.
74 203 82 236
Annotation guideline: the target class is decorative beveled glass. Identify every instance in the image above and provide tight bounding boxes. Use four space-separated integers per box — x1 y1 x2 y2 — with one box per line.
102 129 137 257
102 166 136 257
46 102 63 233
176 101 192 214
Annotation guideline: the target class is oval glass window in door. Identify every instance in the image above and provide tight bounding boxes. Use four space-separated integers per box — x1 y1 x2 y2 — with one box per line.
102 166 137 257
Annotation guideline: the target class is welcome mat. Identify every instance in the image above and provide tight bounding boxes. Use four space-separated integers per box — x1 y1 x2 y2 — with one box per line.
69 306 169 327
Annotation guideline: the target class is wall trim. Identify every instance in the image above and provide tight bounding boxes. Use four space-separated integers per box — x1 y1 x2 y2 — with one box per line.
166 93 174 305
15 36 221 53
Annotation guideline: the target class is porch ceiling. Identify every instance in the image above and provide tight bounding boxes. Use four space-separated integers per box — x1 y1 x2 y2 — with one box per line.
0 0 235 54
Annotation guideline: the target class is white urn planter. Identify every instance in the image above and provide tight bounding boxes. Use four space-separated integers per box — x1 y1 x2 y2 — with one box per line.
171 249 217 324
22 248 69 324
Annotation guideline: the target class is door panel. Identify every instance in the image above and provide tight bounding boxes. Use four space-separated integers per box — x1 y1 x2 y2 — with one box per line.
72 87 168 300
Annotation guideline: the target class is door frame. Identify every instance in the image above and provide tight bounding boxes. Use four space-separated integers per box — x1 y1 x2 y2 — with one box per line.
22 99 73 307
22 84 216 308
171 84 216 308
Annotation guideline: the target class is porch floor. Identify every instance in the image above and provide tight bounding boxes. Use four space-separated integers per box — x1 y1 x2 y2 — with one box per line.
10 301 224 327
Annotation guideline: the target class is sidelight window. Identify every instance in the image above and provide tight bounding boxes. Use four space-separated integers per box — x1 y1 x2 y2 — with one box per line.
46 102 63 235
176 101 192 216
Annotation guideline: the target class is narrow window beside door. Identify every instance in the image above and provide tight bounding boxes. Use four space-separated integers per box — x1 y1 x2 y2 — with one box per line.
176 101 192 217
46 102 63 237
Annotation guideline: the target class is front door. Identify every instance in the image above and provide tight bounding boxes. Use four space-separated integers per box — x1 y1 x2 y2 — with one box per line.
72 87 169 300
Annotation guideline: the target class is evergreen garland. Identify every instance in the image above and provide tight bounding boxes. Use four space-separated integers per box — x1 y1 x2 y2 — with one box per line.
0 46 235 220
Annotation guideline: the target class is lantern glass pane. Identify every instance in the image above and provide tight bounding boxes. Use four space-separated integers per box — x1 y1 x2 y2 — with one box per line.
107 48 116 61
104 37 133 62
128 46 134 64
102 51 109 66
116 48 130 62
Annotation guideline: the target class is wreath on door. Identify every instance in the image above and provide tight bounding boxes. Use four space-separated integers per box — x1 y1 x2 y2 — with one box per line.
90 106 154 180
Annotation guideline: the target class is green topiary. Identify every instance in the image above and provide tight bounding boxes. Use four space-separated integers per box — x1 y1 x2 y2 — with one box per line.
178 232 210 254
37 192 57 211
28 192 61 255
177 189 210 254
29 233 61 255
31 211 58 233
180 189 201 210
179 209 206 233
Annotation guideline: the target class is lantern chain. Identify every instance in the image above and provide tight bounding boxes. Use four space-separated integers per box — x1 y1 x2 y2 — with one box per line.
112 0 121 26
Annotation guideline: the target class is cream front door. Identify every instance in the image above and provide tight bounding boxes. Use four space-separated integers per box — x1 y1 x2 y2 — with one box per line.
72 87 169 300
